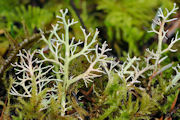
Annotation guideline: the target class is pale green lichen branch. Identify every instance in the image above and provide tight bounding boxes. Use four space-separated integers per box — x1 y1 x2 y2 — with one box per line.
10 50 57 101
68 42 111 88
103 59 119 92
166 64 180 91
69 27 98 61
148 3 180 70
38 8 111 115
116 55 139 83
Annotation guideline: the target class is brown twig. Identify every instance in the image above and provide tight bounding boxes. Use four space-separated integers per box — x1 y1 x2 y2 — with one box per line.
0 97 8 120
164 89 180 119
163 10 180 43
79 85 95 103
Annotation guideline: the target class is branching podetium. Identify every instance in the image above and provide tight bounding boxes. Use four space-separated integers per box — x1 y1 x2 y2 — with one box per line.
10 8 112 116
10 4 180 119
